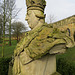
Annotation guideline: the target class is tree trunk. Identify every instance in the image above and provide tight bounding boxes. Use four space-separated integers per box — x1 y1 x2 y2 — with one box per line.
9 13 12 46
1 22 3 38
2 0 5 57
17 33 18 43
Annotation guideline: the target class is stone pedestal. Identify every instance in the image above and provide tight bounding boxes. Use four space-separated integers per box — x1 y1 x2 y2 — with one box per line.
19 54 56 75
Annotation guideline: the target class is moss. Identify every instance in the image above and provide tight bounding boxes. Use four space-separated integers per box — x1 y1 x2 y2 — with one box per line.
14 23 74 59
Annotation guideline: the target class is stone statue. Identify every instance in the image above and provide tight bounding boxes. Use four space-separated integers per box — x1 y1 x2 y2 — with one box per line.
8 0 74 75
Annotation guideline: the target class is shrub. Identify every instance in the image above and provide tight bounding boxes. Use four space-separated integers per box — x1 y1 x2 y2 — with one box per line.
0 57 11 75
57 58 75 75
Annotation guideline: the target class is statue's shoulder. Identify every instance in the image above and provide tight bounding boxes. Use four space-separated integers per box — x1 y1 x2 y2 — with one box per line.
14 31 30 56
30 23 53 33
16 31 29 47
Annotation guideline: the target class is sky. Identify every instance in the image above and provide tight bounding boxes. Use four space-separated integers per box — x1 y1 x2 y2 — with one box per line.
15 0 75 26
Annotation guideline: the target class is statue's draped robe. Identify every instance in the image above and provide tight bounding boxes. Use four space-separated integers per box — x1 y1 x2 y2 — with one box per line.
13 23 74 75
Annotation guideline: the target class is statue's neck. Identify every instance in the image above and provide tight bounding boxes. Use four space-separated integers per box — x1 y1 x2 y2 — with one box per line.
31 21 45 30
29 22 44 35
32 23 44 31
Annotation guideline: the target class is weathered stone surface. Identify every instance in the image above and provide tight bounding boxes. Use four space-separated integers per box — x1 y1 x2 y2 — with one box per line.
8 0 75 75
12 23 74 75
13 54 56 75
14 23 74 59
26 0 46 12
52 15 75 43
49 44 66 54
8 62 13 75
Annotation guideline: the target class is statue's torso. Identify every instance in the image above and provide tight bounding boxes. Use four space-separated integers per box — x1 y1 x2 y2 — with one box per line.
13 23 74 75
14 23 67 58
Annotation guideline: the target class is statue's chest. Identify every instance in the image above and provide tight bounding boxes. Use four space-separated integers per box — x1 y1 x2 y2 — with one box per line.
24 27 55 58
24 27 54 48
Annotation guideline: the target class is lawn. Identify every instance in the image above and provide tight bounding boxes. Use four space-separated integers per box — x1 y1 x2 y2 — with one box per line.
0 40 17 57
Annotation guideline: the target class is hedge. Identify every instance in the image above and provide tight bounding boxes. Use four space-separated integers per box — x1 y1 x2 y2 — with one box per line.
57 58 75 75
0 57 11 75
0 57 75 75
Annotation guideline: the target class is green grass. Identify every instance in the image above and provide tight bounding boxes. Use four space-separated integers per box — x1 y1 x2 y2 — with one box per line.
0 40 17 57
57 46 75 63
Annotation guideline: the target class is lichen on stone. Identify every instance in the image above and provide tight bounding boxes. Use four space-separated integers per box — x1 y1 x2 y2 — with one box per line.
14 23 74 60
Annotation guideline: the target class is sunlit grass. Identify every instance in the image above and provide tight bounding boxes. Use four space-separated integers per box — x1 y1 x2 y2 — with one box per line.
0 40 17 57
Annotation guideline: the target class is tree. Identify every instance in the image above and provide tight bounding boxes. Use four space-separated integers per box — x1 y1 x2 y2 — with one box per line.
12 21 27 43
4 0 21 46
0 15 2 37
47 14 56 24
8 0 15 46
0 15 3 43
0 0 12 57
0 0 21 57
1 0 6 57
0 0 15 57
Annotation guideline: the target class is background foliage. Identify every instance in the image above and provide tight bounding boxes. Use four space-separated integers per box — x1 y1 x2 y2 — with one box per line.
57 46 75 75
0 57 11 75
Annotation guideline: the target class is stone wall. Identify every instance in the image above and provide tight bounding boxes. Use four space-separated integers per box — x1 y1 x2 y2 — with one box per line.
52 15 75 43
53 15 75 27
